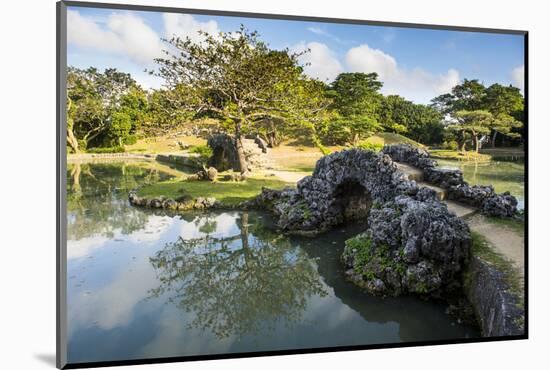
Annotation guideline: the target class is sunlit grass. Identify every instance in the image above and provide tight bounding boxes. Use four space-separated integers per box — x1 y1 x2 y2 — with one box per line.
137 175 292 205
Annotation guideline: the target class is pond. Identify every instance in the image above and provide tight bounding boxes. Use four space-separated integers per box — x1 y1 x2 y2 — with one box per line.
66 161 479 364
436 159 525 209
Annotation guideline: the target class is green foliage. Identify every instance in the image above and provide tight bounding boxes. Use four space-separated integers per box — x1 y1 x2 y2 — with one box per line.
343 235 406 282
356 141 383 152
189 144 213 158
470 231 523 302
428 149 491 162
152 26 333 169
441 140 459 150
86 146 125 154
107 111 132 146
449 110 494 152
137 176 290 205
67 67 146 152
325 72 383 145
378 95 444 144
432 79 525 148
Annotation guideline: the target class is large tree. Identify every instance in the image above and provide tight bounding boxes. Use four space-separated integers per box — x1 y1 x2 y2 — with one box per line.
449 110 494 152
152 26 328 175
483 84 524 147
326 72 383 146
431 79 486 114
377 95 444 144
432 80 525 148
67 67 141 152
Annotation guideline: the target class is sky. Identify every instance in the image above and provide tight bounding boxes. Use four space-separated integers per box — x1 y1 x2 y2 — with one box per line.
66 6 525 104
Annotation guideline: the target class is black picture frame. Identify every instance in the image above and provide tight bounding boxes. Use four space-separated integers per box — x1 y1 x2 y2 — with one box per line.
56 1 529 368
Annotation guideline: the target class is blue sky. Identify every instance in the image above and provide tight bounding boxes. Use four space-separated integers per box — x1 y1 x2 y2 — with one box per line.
67 6 524 103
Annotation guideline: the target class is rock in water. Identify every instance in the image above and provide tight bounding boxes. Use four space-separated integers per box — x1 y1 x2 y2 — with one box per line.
252 148 472 297
342 194 471 297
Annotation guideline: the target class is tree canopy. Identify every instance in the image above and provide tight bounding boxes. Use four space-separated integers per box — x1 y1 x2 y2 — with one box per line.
151 26 333 173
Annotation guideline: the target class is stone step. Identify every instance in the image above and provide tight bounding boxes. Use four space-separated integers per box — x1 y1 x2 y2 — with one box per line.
417 181 447 201
395 162 424 182
444 200 478 219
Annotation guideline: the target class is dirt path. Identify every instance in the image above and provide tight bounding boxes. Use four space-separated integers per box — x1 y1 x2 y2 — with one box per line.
466 214 525 275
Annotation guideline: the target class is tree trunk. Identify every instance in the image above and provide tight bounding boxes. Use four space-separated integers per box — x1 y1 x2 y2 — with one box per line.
460 131 466 152
234 123 249 177
67 124 79 153
472 130 480 152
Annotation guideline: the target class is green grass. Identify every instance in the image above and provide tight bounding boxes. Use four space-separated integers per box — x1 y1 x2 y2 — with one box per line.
485 216 525 236
429 149 491 162
363 132 425 148
470 231 523 302
86 146 125 154
137 175 291 205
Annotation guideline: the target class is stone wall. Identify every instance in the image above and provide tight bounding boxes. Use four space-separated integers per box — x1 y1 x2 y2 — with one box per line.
382 144 518 217
464 256 524 337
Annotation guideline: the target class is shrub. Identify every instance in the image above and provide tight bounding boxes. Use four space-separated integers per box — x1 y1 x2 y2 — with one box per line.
86 146 126 154
442 140 459 151
124 135 138 145
189 144 213 158
357 141 383 152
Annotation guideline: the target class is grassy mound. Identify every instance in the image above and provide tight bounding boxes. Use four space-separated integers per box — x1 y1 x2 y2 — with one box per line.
137 175 291 206
362 133 425 148
429 149 491 162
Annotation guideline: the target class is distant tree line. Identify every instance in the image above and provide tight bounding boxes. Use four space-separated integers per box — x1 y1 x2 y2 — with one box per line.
66 26 525 172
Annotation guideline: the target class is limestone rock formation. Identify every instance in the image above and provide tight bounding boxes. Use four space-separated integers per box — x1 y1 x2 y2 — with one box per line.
342 192 471 297
253 148 472 297
254 149 417 235
207 133 272 172
382 144 518 217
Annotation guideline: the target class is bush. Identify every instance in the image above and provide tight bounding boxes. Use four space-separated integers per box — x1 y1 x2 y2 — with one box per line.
442 140 459 151
86 146 126 154
124 135 138 145
357 141 383 152
189 144 213 158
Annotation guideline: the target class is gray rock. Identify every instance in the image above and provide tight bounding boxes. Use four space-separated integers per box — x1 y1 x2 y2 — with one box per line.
383 144 518 218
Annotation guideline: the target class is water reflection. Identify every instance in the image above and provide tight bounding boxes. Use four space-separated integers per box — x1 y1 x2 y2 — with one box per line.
149 212 327 338
66 162 479 364
436 159 524 208
67 162 175 242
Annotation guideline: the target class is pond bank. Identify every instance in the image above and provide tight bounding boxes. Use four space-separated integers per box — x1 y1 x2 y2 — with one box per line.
463 230 525 337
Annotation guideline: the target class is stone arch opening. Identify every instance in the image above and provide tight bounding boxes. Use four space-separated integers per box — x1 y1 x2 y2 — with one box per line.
331 179 372 223
210 146 232 171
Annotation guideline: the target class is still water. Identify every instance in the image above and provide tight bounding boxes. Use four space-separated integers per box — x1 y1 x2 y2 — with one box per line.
436 159 525 209
66 161 478 364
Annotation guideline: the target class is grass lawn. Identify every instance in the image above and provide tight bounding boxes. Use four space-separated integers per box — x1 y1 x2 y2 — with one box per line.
363 132 425 148
429 149 492 162
486 216 525 236
126 135 206 154
137 175 292 205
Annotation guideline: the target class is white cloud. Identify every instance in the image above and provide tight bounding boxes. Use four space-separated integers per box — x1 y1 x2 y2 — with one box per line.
345 44 460 102
163 13 220 43
512 65 525 91
292 41 344 82
67 9 163 65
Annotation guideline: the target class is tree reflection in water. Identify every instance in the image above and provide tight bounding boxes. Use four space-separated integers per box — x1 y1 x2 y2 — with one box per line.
67 162 172 240
149 212 327 338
